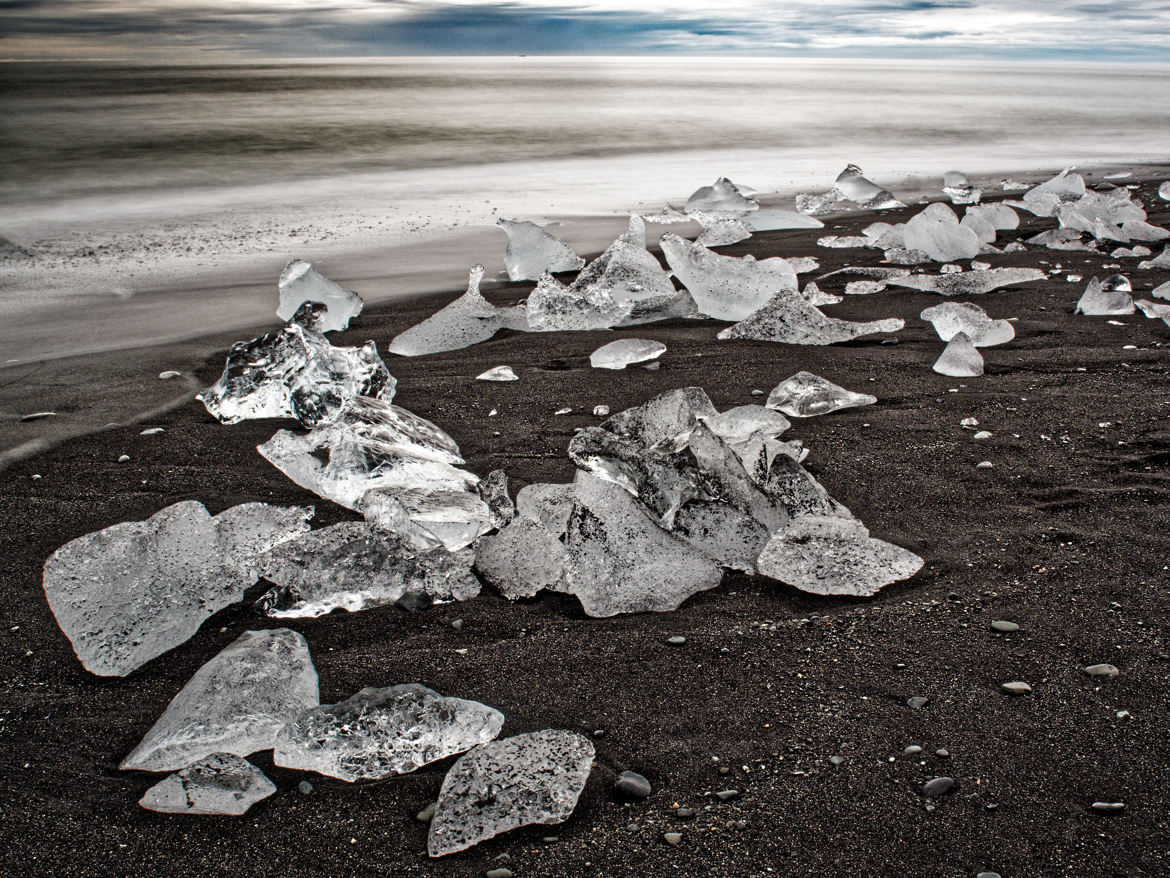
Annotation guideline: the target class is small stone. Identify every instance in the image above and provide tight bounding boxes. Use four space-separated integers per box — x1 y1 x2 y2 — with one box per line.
904 745 923 756
485 869 514 878
139 427 165 436
117 454 131 463
973 430 992 440
1001 681 1032 695
922 776 955 797
1085 663 1119 678
715 789 739 801
976 872 1003 878
1090 801 1125 813
675 807 695 820
666 635 686 646
718 766 730 775
990 620 1019 633
614 771 652 799
417 802 437 822
1116 710 1132 720
960 417 979 428
298 780 314 795
734 820 747 829
451 618 464 631
935 748 950 759
158 370 182 380
829 756 846 765
750 389 763 397
906 696 929 709
625 822 640 833
395 591 433 612
975 460 993 469
663 832 683 846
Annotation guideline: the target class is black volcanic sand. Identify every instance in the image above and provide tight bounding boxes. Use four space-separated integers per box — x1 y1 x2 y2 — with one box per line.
2 178 1169 878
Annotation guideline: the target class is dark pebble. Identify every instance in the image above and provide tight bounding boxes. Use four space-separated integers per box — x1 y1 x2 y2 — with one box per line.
614 770 652 799
907 696 930 709
922 777 956 797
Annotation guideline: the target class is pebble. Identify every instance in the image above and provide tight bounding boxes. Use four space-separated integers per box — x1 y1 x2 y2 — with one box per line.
674 807 695 820
139 427 164 435
1116 710 1132 720
117 454 130 463
976 872 1003 878
663 832 683 846
960 417 979 428
298 780 314 795
718 766 730 775
904 745 923 756
416 802 436 822
715 789 739 801
1084 663 1119 678
750 389 763 397
975 461 993 469
935 748 950 759
485 869 514 878
1001 681 1032 695
829 755 846 765
666 635 686 646
614 771 652 799
881 337 900 345
593 404 610 417
625 822 640 834
922 776 955 797
1090 801 1125 812
395 591 432 612
990 620 1019 633
734 820 747 830
450 618 464 631
973 430 992 440
906 696 929 709
158 370 181 380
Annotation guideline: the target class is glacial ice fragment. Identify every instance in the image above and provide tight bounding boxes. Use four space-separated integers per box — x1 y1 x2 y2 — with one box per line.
743 210 824 231
757 453 852 520
964 203 1019 230
902 203 981 262
359 492 446 552
121 628 319 772
198 324 394 428
660 234 796 322
716 289 903 345
367 487 493 552
698 405 790 449
277 260 363 333
274 684 503 781
1152 281 1170 300
427 730 594 857
943 170 981 204
684 177 758 215
690 211 752 247
1075 277 1135 316
833 164 905 210
475 515 567 599
42 501 312 677
1025 229 1098 251
932 332 984 377
139 753 276 816
817 236 871 249
1021 169 1087 216
256 522 479 618
589 338 666 369
888 267 1045 296
765 371 876 417
1134 299 1170 320
1138 247 1170 270
1160 182 1170 201
756 515 923 596
476 365 518 382
497 219 585 281
524 272 628 332
477 468 515 529
920 302 1014 347
515 482 576 537
389 266 507 356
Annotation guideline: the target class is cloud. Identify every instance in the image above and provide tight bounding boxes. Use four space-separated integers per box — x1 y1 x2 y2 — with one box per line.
1 0 1168 61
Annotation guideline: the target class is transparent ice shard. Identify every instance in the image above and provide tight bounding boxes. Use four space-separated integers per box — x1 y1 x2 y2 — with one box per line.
368 487 493 552
716 289 903 345
273 684 503 781
475 365 518 382
561 472 724 616
589 338 666 369
833 164 905 210
920 302 1014 347
640 205 692 224
515 483 576 537
902 203 981 262
817 236 871 249
932 332 984 377
684 177 759 215
1075 276 1135 316
121 629 319 772
1160 182 1170 201
1021 168 1087 217
660 233 796 322
756 515 923 596
1135 299 1170 320
524 272 629 332
43 501 312 677
698 405 790 449
1120 223 1169 242
691 211 753 247
497 219 585 281
844 280 887 295
1138 247 1170 270
138 754 276 816
801 282 841 306
1025 229 1098 251
743 210 824 231
256 522 479 618
359 492 446 552
476 469 515 529
474 515 567 599
1152 280 1170 300
888 267 1045 296
277 260 363 333
766 371 876 418
427 730 594 857
943 170 981 204
389 266 507 356
964 203 1019 230
198 324 394 428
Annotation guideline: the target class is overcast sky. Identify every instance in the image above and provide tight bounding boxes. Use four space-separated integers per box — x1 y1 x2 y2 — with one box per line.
2 0 1168 61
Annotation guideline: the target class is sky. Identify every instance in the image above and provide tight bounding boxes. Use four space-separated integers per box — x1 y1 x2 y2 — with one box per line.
1 0 1169 62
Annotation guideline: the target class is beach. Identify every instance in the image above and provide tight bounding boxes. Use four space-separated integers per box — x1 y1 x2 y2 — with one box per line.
1 170 1169 876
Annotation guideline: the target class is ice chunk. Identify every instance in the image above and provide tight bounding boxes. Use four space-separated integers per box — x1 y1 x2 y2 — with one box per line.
757 515 923 596
368 487 493 552
943 170 981 204
920 302 1014 347
515 483 576 536
1025 229 1097 251
1138 247 1170 270
818 236 871 249
959 212 997 244
743 210 824 231
427 730 594 857
965 203 1019 230
256 522 479 618
844 280 886 295
1075 276 1135 316
932 332 984 377
476 365 518 381
389 266 507 356
690 211 752 247
524 272 628 332
43 501 312 677
562 216 676 312
699 405 790 448
475 516 567 599
198 324 394 428
685 177 758 214
660 233 796 322
138 754 276 816
757 453 851 520
640 205 692 224
789 256 821 274
589 338 666 369
1120 221 1169 243
274 684 502 781
885 247 931 265
1135 299 1170 320
716 289 903 346
276 260 363 333
560 473 723 617
359 491 446 552
800 282 841 306
902 203 981 262
766 371 876 418
476 468 515 529
121 629 319 772
833 164 905 210
888 267 1045 296
497 219 585 281
1021 169 1086 216
1152 281 1170 300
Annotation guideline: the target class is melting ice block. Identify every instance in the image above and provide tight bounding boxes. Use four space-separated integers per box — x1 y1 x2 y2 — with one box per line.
1152 281 1170 301
390 266 510 356
832 164 906 210
1138 247 1170 270
43 501 312 677
699 405 790 449
757 515 923 596
428 730 594 857
685 177 758 214
901 203 981 262
691 211 753 247
256 521 479 617
475 515 567 599
1025 229 1097 251
122 629 319 772
943 170 981 204
558 216 677 317
524 272 629 332
766 371 876 418
932 332 985 377
589 338 666 369
920 302 1014 347
1021 169 1087 216
198 324 394 428
660 233 796 321
277 260 363 333
498 219 585 281
965 203 1019 230
1075 277 1135 316
1135 299 1170 320
888 267 1045 296
716 289 903 345
139 754 275 816
476 365 518 381
274 684 503 781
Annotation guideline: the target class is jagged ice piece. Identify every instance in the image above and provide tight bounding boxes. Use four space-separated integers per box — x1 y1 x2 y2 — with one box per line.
932 332 985 377
139 753 276 816
766 371 876 417
589 338 666 369
920 302 1015 347
660 234 796 322
716 289 903 345
888 267 1045 296
277 260 363 333
498 219 585 281
1076 277 1135 316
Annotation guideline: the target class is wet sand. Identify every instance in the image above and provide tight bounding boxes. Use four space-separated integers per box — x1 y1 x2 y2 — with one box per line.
1 175 1169 877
